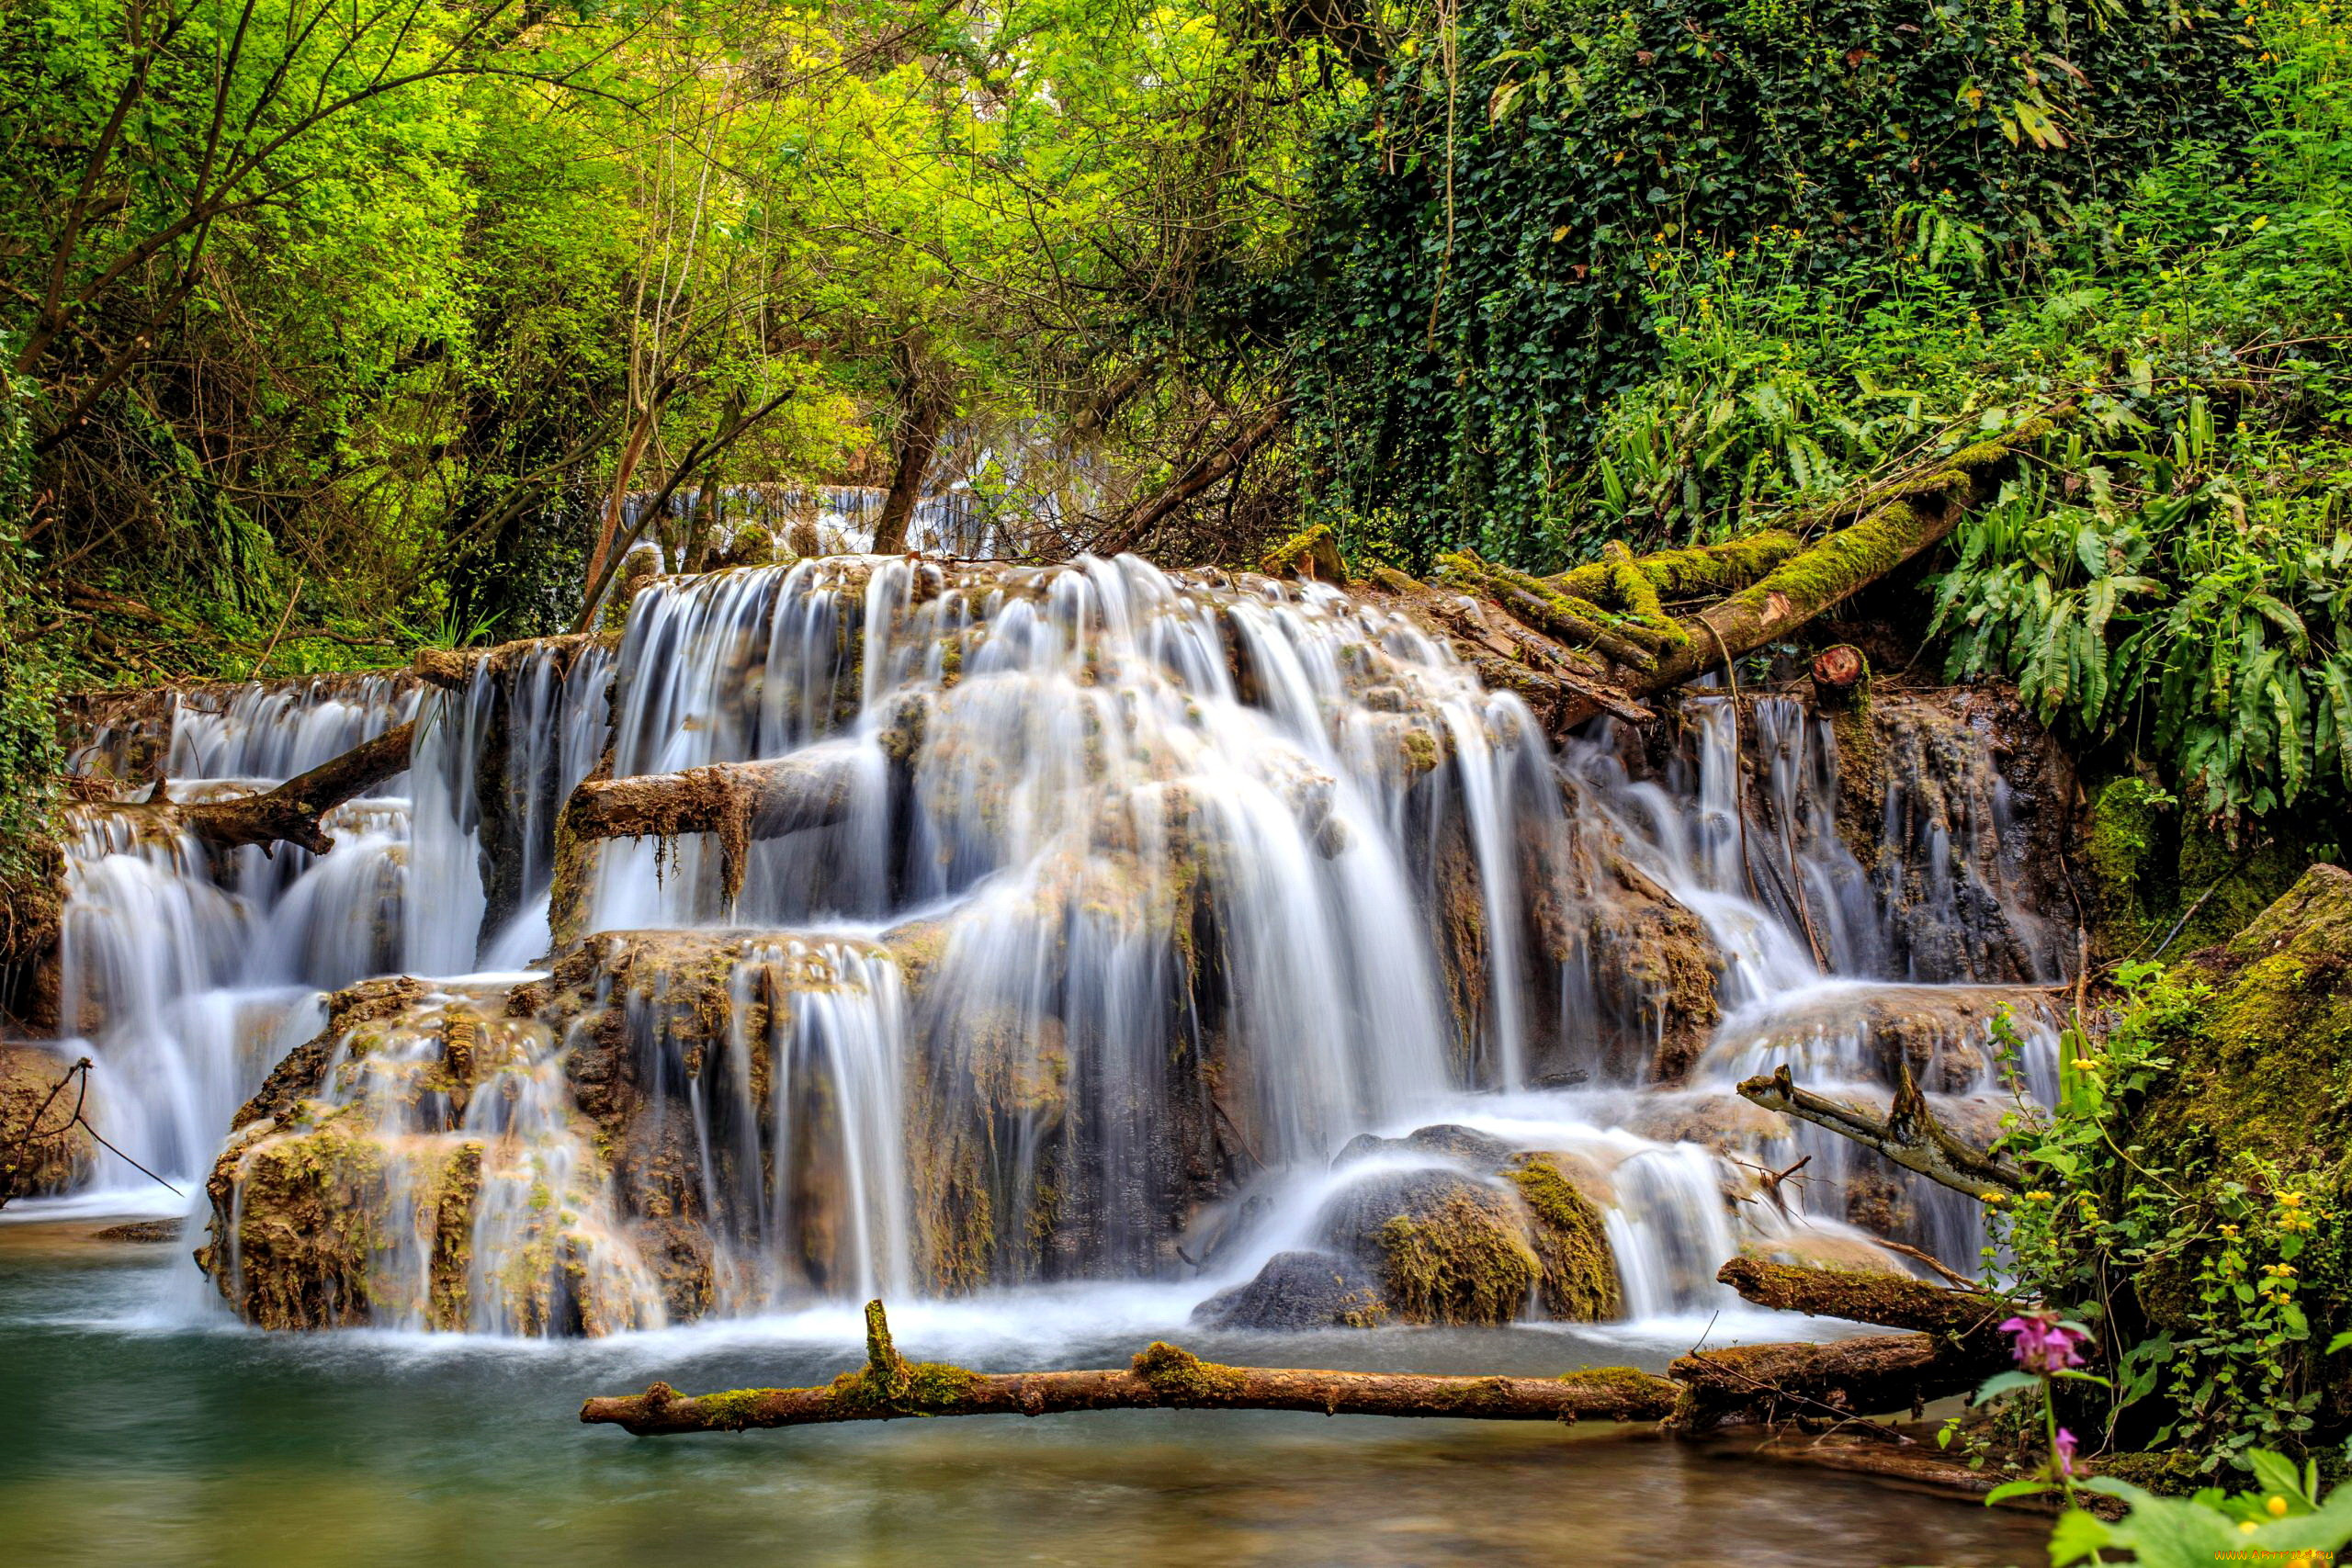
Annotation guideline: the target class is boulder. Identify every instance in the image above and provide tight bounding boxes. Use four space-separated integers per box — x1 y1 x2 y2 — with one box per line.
1191 1249 1386 1330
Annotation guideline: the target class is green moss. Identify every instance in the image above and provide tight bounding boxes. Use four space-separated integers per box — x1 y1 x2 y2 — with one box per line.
692 1387 775 1429
1258 522 1346 582
1133 1341 1249 1400
1374 1190 1544 1326
2094 1450 2207 1495
2086 776 2172 953
1508 1155 1622 1321
1552 531 1802 604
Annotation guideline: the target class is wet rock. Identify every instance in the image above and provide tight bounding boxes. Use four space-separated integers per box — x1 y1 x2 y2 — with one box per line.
1740 1233 1906 1277
1334 1123 1517 1174
1700 984 2063 1095
1191 1250 1386 1330
1621 1092 1790 1156
92 1217 183 1243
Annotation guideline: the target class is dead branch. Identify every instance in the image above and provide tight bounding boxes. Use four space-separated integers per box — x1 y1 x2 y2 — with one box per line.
1737 1063 2023 1200
112 718 416 857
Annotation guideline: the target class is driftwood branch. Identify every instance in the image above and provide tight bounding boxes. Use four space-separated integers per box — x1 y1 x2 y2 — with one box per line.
580 1300 1679 1435
119 718 416 856
1737 1063 2024 1200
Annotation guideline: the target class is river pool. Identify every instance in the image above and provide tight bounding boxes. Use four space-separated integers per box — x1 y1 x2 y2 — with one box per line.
0 1216 2047 1568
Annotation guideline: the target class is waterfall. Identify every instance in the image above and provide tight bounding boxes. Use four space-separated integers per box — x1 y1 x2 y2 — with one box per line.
40 553 2072 1337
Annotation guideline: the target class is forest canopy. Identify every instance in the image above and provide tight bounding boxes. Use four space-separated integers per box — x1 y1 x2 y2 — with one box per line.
5 0 2351 840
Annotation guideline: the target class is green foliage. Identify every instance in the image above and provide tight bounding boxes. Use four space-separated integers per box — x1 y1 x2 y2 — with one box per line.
0 354 59 878
1283 0 2253 566
1990 949 2352 1472
2058 1450 2352 1564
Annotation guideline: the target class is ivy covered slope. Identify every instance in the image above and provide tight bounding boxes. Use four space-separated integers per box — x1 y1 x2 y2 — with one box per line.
1285 0 2250 562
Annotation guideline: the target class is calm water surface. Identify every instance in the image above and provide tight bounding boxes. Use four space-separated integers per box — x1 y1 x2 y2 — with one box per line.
0 1217 2045 1568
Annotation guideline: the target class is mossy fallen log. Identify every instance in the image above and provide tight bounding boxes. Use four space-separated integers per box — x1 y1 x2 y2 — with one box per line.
1737 1062 2023 1201
1506 407 2069 731
1549 533 1803 604
1714 1257 2006 1340
1667 1332 1991 1432
582 1301 1679 1435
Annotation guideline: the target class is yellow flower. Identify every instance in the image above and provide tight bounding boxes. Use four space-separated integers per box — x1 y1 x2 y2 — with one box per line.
2221 1224 2240 1238
2268 1495 2290 1517
2026 1190 2054 1202
2280 1191 2306 1208
2242 1519 2261 1534
1983 1191 2006 1205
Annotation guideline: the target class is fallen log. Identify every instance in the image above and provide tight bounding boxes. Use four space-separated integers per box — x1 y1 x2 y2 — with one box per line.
1715 1258 2007 1341
581 1301 1679 1435
561 750 864 906
112 718 417 856
1520 407 2068 730
1668 1331 1993 1432
1737 1063 2024 1200
1549 533 1803 604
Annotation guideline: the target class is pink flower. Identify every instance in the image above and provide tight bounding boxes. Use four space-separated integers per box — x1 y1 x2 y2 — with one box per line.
1999 1312 2089 1373
2052 1427 2079 1477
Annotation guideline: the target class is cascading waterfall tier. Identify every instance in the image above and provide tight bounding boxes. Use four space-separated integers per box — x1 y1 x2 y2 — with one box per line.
36 553 2074 1336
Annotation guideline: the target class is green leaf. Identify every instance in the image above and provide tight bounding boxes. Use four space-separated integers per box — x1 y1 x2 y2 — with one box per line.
1973 1370 2040 1403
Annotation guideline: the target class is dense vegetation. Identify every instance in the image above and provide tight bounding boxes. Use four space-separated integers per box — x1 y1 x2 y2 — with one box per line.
13 0 2352 1529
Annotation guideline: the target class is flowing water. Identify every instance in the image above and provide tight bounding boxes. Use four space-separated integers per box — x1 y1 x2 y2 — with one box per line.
5 551 2074 1562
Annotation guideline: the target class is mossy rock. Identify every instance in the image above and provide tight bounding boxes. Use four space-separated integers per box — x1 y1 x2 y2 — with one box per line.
1314 1165 1541 1326
2108 865 2352 1373
2081 773 2335 960
1508 1154 1621 1321
1373 1190 1543 1326
2137 865 2352 1170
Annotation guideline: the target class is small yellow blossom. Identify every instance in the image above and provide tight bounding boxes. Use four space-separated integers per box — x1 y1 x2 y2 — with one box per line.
2268 1495 2290 1517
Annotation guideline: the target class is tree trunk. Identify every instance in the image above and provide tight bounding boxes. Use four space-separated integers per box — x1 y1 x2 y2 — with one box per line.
582 1303 1677 1435
120 719 415 856
872 377 949 556
1809 645 1870 709
1093 403 1288 558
